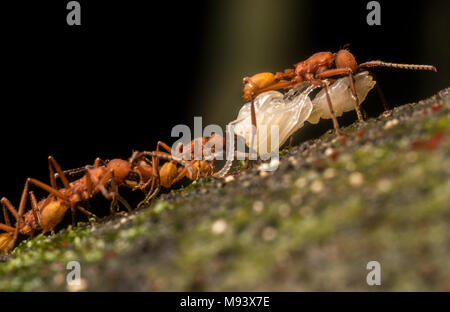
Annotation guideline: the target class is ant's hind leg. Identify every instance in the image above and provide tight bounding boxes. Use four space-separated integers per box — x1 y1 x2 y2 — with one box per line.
2 199 13 227
347 73 363 122
138 155 162 208
10 180 30 244
77 206 100 221
371 72 390 113
1 197 22 230
29 192 43 230
317 68 363 122
69 202 77 227
321 81 342 137
117 195 132 212
0 223 15 233
48 156 70 189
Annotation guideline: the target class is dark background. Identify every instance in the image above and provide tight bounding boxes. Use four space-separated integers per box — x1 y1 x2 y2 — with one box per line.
1 0 449 205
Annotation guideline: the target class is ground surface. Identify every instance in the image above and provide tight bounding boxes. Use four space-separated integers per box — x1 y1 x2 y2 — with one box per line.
1 87 450 291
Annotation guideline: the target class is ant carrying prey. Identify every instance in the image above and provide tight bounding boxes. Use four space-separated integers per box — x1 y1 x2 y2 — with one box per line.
243 49 437 136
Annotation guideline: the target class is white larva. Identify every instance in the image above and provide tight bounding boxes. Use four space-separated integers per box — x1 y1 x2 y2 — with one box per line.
230 84 317 154
214 71 376 178
231 71 376 152
307 71 376 124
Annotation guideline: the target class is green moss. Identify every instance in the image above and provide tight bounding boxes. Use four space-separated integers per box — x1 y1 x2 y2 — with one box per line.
1 87 449 291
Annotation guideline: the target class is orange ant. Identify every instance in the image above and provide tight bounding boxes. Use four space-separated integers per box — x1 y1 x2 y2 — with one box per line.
0 156 148 254
130 133 226 205
243 49 437 135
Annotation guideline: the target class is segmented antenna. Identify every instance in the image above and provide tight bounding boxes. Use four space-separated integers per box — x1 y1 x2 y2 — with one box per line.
359 60 437 72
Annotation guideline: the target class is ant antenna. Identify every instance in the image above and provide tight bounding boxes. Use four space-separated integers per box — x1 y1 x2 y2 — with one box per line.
342 43 351 50
359 60 437 72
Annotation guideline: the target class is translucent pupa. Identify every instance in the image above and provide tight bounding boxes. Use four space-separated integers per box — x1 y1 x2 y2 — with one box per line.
230 84 317 154
231 71 375 152
307 71 376 124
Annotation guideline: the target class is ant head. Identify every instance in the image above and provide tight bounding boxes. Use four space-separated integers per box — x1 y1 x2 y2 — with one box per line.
335 49 358 73
160 161 178 188
243 83 254 101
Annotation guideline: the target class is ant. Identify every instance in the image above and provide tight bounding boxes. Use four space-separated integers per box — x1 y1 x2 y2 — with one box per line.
243 49 437 136
0 156 149 254
130 134 226 205
0 179 71 254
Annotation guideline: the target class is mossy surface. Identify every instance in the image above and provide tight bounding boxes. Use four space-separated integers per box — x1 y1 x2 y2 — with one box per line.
1 88 450 291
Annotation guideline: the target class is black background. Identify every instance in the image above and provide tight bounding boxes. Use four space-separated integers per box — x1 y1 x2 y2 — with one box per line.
1 0 449 207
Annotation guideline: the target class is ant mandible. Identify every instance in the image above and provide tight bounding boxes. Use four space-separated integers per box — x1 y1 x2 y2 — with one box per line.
243 49 437 136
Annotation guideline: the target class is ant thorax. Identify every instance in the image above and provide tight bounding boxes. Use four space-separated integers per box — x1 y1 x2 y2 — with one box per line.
308 71 376 124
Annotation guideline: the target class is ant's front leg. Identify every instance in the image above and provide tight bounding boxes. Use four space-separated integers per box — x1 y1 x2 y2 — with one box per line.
48 156 71 189
369 72 390 113
312 79 342 137
137 154 161 208
316 68 363 122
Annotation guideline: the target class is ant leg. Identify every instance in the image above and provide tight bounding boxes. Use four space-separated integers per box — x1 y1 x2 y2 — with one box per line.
376 83 389 112
117 194 132 212
325 84 341 136
109 187 119 214
107 172 132 212
70 202 77 227
2 199 12 227
27 178 69 202
0 223 15 232
370 72 389 112
156 141 174 155
85 167 93 197
96 184 116 214
29 192 43 230
250 98 260 158
288 136 294 149
250 99 257 130
138 155 161 208
48 156 70 189
77 206 100 221
347 73 363 122
94 158 106 168
27 177 78 227
316 80 341 137
1 198 20 227
12 180 30 244
316 68 363 122
172 166 189 184
148 154 162 200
